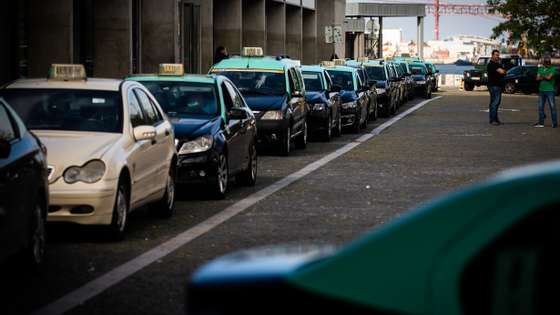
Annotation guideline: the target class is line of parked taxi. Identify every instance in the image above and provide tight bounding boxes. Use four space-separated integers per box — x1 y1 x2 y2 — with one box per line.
0 48 438 267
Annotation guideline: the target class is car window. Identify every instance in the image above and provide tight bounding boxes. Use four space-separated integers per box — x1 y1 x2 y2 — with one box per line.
225 81 244 109
128 89 146 127
288 69 298 93
324 72 333 90
221 83 236 112
134 89 162 126
0 104 17 142
294 69 305 92
1 89 123 133
477 58 489 66
141 81 219 118
302 72 324 92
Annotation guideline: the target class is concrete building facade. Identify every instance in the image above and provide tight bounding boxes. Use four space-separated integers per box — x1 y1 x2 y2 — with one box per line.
0 0 345 85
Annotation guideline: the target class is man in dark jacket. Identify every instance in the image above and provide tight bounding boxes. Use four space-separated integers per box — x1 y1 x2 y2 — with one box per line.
487 50 507 125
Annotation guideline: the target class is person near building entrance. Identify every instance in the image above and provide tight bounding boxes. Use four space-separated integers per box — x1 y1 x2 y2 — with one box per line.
534 56 558 128
487 49 507 126
214 46 229 65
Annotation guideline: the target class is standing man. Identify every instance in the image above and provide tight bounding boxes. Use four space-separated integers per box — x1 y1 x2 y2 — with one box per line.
534 56 558 128
487 50 507 125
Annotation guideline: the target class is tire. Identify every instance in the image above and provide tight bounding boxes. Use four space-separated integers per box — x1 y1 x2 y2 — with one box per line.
279 127 291 156
294 121 307 150
464 82 474 91
351 113 361 133
236 143 257 186
26 201 46 268
360 108 368 129
108 181 129 241
424 89 432 99
322 115 333 142
210 153 228 199
504 82 516 94
333 113 342 137
149 166 176 218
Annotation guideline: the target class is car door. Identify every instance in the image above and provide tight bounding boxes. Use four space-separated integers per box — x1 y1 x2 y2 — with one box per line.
125 89 158 207
288 68 306 134
0 103 28 259
221 82 244 173
134 88 173 197
323 72 339 125
227 81 255 172
355 73 368 121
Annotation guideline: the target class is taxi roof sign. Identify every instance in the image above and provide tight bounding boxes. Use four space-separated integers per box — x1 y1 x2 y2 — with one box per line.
333 59 346 66
159 63 185 76
242 47 264 57
48 64 86 81
320 61 336 68
357 57 369 63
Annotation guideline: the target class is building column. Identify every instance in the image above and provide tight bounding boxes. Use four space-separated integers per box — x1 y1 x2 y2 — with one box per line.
243 0 266 49
214 0 242 56
141 0 175 74
417 16 424 59
316 0 344 61
285 5 302 59
302 8 317 64
378 16 383 59
266 0 285 56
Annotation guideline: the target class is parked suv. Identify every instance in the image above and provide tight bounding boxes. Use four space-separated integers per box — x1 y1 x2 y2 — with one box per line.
464 55 523 91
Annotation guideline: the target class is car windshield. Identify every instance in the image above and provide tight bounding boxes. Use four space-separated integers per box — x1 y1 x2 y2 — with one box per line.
410 66 426 75
215 71 286 96
0 89 122 133
399 64 409 74
141 82 218 118
477 58 489 65
366 66 387 81
302 72 324 91
326 70 355 91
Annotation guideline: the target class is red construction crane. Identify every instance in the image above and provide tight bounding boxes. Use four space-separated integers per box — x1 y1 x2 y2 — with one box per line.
425 1 499 40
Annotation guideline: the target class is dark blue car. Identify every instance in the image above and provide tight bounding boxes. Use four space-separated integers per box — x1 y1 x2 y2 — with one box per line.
0 98 48 267
128 72 258 200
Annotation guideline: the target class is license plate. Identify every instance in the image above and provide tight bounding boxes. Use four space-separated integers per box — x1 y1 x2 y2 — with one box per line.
472 77 480 81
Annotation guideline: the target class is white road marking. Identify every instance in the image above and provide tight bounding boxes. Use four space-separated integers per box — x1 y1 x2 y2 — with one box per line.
480 108 521 112
33 96 442 315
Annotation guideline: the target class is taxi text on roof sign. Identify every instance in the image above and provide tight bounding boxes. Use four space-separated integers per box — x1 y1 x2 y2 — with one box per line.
48 64 86 81
320 61 336 68
357 57 369 63
242 47 264 57
333 59 346 66
159 63 185 76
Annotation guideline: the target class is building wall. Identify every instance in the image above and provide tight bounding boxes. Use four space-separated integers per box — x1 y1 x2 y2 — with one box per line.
0 1 17 84
142 0 175 74
94 0 131 77
242 0 266 49
266 0 286 56
286 5 302 59
302 8 317 64
214 0 242 56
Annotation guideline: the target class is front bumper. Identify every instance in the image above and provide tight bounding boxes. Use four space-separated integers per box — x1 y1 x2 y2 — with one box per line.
307 109 329 132
256 118 289 144
176 152 219 185
341 107 358 127
47 178 118 226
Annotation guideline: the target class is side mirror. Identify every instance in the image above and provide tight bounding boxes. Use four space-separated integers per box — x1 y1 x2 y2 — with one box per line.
331 85 342 93
133 125 157 142
228 108 248 120
0 139 11 159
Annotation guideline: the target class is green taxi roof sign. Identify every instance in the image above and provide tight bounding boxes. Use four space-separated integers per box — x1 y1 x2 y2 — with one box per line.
48 64 86 81
242 47 264 57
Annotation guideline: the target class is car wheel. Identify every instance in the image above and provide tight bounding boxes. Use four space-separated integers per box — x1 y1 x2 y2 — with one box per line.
360 109 368 129
26 202 46 268
210 153 228 199
279 127 291 156
464 82 475 91
351 113 361 133
236 143 257 186
108 181 129 241
504 82 516 94
149 166 176 218
294 121 307 149
333 113 342 137
322 115 333 142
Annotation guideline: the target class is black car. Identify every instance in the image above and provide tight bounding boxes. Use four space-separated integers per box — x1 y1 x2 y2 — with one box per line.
464 55 523 91
132 75 258 199
346 62 378 121
409 63 433 99
0 98 48 267
364 63 398 117
504 65 539 94
301 66 342 141
396 62 416 101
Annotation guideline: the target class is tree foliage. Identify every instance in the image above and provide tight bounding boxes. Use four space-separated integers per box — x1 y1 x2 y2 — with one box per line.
488 0 560 55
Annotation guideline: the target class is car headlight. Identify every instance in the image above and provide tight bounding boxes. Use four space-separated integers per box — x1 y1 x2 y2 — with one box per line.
416 80 426 85
261 110 283 120
484 73 488 77
466 72 471 77
63 160 106 184
376 88 386 95
313 103 326 111
179 135 214 155
341 102 357 109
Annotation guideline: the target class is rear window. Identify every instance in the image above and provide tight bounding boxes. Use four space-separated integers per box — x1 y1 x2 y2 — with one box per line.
0 89 123 133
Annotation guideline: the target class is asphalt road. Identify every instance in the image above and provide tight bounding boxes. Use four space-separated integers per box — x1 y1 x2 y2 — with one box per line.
2 90 560 315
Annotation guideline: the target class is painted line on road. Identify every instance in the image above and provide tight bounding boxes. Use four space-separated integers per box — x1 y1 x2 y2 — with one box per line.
33 96 442 315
